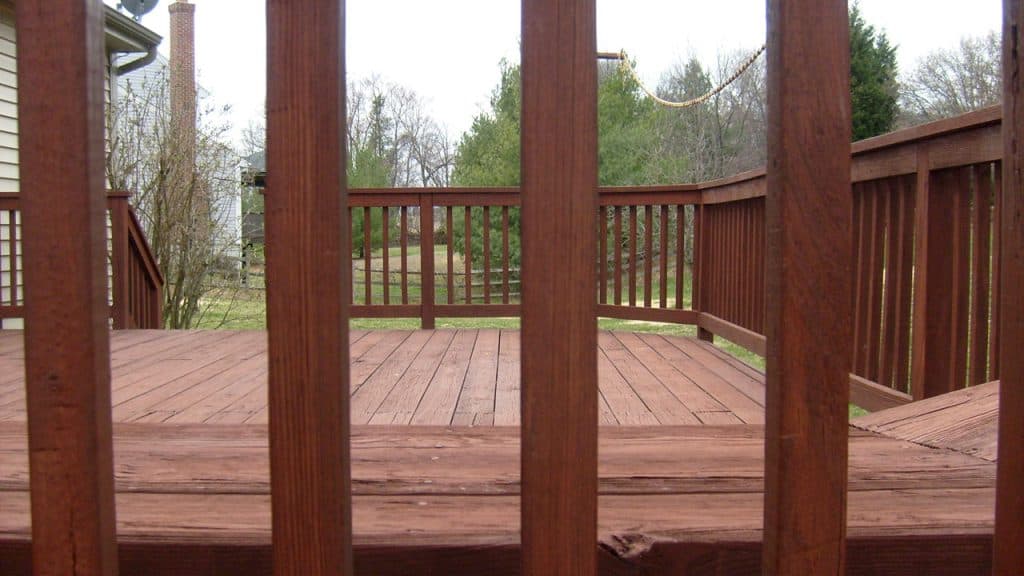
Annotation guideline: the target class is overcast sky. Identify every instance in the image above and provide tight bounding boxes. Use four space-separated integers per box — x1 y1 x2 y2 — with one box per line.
105 0 1002 145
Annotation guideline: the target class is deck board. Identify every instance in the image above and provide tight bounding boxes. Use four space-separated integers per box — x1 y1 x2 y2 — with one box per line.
853 380 1000 462
0 329 1002 574
0 329 769 426
0 423 997 575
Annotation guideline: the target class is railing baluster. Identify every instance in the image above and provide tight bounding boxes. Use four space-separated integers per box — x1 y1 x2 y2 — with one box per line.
614 206 622 305
880 179 900 388
502 206 510 304
659 205 668 308
690 205 698 314
364 206 372 306
763 0 852 571
464 206 472 304
852 184 866 375
970 164 992 385
419 195 435 328
990 163 1002 379
599 206 608 305
447 206 454 305
382 206 390 305
867 182 885 382
17 2 118 573
644 205 653 307
521 0 598 568
629 205 637 307
483 205 491 304
265 0 353 571
952 168 973 390
995 3 1024 569
401 206 409 305
894 176 915 391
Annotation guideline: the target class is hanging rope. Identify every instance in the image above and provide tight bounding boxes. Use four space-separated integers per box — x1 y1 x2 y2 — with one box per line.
616 44 766 109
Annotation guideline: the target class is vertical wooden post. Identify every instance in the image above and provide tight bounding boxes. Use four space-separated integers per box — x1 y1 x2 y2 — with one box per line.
16 2 117 575
763 1 852 574
420 195 436 329
694 205 713 341
994 1 1024 572
910 152 960 398
265 1 352 575
521 0 598 572
109 194 131 329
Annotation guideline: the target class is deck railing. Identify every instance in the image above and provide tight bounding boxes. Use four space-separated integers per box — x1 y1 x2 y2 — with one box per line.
0 191 163 329
347 185 704 327
345 107 1005 409
14 2 1023 575
696 106 1004 407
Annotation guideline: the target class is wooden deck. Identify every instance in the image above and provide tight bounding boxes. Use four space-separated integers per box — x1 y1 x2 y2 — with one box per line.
0 329 766 426
0 330 999 574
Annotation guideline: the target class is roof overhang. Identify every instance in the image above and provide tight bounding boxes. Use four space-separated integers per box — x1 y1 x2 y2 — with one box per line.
104 5 162 54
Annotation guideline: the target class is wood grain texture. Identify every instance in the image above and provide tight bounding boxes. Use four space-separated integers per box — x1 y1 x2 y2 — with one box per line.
995 1 1024 572
763 1 852 573
0 330 764 428
264 0 352 574
0 423 998 575
15 2 118 574
520 0 599 572
852 380 999 462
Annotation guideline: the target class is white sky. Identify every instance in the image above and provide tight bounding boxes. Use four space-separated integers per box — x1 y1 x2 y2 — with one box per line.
105 0 1002 145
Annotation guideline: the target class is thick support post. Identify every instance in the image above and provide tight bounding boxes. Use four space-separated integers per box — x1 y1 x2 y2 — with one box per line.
521 0 599 573
16 2 117 574
265 1 352 574
994 1 1024 573
763 1 852 574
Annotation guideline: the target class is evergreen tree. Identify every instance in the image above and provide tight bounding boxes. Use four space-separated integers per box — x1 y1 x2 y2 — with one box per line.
350 94 391 257
850 3 899 140
451 59 659 271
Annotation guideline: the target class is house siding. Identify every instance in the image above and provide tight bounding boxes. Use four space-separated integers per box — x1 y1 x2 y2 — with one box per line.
0 2 115 329
0 3 19 195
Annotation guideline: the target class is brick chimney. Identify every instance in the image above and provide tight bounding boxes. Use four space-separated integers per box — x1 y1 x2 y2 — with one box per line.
169 0 196 165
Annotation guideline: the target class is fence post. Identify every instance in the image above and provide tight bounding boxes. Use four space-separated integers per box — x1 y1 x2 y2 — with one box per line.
420 193 436 329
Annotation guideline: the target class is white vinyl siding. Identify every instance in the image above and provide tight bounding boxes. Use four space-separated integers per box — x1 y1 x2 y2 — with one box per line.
0 4 18 194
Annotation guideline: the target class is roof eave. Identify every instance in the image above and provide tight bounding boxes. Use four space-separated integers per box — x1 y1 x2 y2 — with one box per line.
104 5 162 54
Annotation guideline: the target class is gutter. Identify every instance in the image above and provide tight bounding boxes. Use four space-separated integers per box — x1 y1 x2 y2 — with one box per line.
115 46 159 76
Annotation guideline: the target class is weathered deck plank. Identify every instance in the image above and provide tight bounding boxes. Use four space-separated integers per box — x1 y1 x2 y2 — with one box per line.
0 423 997 575
853 380 1000 462
0 329 765 426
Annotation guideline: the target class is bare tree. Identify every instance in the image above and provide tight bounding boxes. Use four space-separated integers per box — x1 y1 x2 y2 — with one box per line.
899 31 1001 124
107 68 242 328
347 77 454 188
651 48 767 183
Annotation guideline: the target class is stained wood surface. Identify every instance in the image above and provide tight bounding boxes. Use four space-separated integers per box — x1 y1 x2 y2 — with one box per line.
264 0 352 573
15 2 119 575
0 423 997 575
764 0 853 573
852 380 1000 462
0 330 765 426
995 1 1024 572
